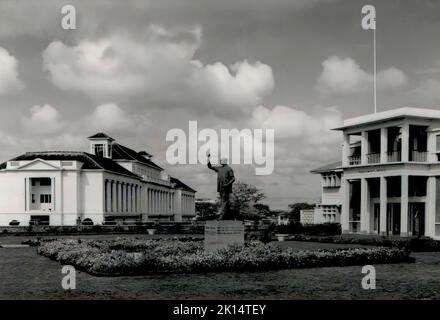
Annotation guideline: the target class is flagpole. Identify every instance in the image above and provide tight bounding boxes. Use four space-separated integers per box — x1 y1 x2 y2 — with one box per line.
373 16 377 113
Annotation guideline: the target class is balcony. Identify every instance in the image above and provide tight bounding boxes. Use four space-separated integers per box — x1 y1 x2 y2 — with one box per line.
367 153 380 164
410 150 427 162
387 151 401 162
348 155 361 166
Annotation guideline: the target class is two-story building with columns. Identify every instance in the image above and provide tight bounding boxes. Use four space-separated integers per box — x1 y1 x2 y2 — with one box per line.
311 107 440 239
0 133 196 226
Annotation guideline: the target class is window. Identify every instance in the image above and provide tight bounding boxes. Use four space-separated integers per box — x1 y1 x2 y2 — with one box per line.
32 194 35 203
94 144 104 157
436 135 440 152
40 194 51 203
39 178 51 186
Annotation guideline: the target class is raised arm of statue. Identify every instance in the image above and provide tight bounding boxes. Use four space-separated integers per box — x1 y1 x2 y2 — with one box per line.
207 154 219 172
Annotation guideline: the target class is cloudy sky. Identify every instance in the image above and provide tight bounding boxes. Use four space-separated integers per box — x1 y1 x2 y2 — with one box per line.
0 0 439 209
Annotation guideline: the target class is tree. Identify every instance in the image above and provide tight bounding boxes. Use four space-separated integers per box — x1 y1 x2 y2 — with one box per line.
253 203 270 216
287 202 315 221
229 181 266 217
195 201 219 220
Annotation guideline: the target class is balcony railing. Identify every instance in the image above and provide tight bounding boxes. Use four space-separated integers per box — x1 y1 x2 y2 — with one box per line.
367 152 380 164
411 150 427 162
387 151 401 162
348 155 361 166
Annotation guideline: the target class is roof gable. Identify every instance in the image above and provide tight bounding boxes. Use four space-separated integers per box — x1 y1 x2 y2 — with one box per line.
16 158 61 170
88 132 114 141
0 151 140 179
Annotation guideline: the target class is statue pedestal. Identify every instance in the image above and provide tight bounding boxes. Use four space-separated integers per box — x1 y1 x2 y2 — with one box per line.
204 220 244 253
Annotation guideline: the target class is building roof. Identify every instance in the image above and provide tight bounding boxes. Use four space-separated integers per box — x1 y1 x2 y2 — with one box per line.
111 143 163 170
333 107 440 130
87 132 115 141
0 151 140 178
170 177 196 193
310 161 342 173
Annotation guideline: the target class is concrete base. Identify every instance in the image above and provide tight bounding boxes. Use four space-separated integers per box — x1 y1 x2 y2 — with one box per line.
204 220 244 253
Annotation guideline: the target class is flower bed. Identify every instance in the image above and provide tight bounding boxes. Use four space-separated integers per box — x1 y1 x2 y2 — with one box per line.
37 238 414 276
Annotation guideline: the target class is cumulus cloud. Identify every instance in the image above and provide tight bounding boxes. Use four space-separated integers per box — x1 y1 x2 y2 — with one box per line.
250 105 342 144
87 103 139 131
317 56 406 94
42 25 274 116
21 104 65 135
0 47 24 94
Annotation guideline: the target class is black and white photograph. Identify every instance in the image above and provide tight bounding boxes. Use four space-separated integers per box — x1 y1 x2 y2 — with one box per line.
1 0 440 313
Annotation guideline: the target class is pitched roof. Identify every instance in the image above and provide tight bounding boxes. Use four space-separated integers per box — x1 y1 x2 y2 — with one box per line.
88 132 114 141
310 161 342 173
0 151 140 178
170 177 196 193
111 143 163 170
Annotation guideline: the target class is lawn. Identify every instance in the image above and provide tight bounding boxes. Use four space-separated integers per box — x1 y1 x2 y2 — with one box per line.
0 234 439 299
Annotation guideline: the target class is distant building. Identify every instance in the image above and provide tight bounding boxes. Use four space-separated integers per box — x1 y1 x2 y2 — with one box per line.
311 107 440 239
300 209 315 225
0 133 196 226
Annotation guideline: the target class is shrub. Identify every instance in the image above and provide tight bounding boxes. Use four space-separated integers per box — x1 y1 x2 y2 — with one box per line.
81 218 94 226
9 220 20 226
37 238 414 276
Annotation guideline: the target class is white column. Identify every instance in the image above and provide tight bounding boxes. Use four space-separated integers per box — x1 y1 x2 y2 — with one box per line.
380 176 387 235
341 179 350 233
121 183 124 212
342 133 350 167
126 184 129 212
427 131 437 162
139 186 142 214
361 131 369 165
426 176 436 238
401 123 409 162
111 181 116 212
174 189 183 222
400 175 409 236
380 127 388 163
127 184 132 212
116 182 120 212
106 180 110 212
360 178 370 234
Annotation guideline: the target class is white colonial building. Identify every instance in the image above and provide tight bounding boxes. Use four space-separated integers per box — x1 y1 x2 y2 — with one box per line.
311 107 440 239
0 133 196 226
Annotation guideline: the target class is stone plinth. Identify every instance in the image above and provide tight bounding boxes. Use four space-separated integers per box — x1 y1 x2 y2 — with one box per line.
204 220 244 253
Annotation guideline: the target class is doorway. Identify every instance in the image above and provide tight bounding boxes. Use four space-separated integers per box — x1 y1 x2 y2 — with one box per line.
373 203 380 234
409 203 425 236
387 203 401 235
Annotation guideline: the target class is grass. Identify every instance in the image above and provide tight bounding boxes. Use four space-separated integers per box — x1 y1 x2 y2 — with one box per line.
0 234 438 299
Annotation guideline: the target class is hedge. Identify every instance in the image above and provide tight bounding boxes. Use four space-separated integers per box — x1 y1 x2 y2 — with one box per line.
275 222 341 236
37 238 414 276
289 234 440 252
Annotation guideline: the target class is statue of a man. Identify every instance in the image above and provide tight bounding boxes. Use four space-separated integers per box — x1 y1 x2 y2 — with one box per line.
207 154 236 220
